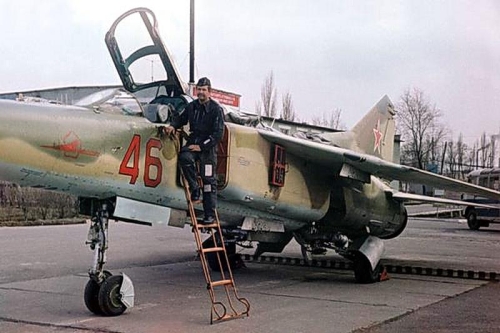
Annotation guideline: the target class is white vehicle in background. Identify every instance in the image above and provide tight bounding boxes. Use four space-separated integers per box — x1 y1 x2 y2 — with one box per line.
463 168 500 230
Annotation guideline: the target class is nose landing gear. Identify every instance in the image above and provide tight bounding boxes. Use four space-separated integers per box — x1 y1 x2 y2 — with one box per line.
84 203 134 316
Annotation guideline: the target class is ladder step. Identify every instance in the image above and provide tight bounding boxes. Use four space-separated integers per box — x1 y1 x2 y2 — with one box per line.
196 222 219 229
210 279 233 288
182 173 250 322
201 246 224 253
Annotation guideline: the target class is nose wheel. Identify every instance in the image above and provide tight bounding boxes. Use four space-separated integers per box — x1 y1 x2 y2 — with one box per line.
98 275 127 316
84 270 112 315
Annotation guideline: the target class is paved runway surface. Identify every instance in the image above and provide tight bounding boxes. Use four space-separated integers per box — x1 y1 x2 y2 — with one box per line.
1 217 499 332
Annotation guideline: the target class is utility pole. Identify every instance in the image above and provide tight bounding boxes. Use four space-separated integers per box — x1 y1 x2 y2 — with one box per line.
440 141 447 175
189 0 195 84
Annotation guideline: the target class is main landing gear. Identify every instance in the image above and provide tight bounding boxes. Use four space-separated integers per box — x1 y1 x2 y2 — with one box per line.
84 203 134 316
349 235 385 284
296 228 386 284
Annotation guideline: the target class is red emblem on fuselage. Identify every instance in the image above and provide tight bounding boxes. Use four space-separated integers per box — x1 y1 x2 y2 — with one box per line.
41 131 100 159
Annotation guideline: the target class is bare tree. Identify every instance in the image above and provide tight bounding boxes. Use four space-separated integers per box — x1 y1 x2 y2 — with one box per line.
281 91 295 121
257 71 278 117
311 109 346 129
254 100 262 116
471 142 478 169
456 133 468 179
480 132 489 168
426 123 448 172
396 88 444 170
470 133 496 169
445 134 468 179
490 135 497 168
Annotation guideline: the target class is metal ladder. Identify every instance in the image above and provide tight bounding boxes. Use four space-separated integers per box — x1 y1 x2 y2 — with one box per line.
181 174 250 324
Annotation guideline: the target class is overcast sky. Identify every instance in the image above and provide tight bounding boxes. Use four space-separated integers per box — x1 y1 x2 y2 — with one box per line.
1 0 499 143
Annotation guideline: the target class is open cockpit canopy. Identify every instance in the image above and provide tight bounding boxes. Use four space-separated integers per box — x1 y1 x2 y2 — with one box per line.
105 7 188 97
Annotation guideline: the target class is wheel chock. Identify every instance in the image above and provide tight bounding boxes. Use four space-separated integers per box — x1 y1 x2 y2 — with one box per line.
379 266 390 282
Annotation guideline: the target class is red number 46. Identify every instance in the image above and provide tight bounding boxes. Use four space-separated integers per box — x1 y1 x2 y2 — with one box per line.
119 135 163 188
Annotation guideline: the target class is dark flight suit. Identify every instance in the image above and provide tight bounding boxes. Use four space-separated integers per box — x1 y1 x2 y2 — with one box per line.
170 98 224 219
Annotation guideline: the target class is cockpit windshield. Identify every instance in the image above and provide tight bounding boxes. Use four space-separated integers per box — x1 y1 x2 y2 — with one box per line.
74 88 143 116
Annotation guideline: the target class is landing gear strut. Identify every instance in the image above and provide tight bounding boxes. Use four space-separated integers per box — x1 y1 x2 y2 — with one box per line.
84 203 134 316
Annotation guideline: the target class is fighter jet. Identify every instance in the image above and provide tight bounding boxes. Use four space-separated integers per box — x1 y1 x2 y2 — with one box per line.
0 7 499 316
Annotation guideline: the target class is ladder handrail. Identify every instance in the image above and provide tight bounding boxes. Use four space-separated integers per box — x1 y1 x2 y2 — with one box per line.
180 171 250 324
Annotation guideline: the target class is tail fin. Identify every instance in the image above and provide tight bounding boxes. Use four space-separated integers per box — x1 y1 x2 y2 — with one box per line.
351 95 396 161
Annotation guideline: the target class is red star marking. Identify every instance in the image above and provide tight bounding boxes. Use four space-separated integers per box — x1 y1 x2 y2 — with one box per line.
373 119 383 154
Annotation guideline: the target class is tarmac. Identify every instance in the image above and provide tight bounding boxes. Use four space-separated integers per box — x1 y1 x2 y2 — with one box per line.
1 217 500 333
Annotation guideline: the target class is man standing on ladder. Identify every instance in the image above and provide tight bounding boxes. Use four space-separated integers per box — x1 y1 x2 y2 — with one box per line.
164 77 224 224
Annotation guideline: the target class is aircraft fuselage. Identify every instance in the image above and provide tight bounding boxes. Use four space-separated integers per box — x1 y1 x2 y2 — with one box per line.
0 99 338 231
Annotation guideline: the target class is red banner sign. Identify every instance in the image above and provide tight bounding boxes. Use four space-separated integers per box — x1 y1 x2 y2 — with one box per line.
192 86 240 107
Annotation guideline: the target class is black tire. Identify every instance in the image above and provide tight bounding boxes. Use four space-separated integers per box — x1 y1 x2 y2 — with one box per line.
84 279 103 315
84 270 112 315
467 210 481 230
98 275 126 316
353 255 381 284
301 245 313 265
